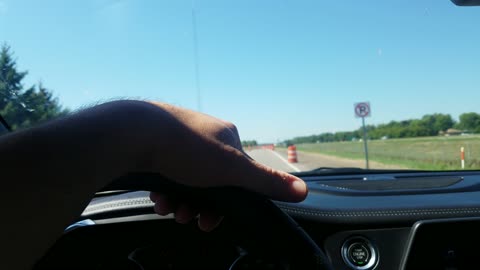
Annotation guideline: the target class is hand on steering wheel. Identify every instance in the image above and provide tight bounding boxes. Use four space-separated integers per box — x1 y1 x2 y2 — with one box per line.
138 102 307 231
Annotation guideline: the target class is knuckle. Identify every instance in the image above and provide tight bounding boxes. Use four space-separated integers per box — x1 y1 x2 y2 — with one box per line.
225 121 236 130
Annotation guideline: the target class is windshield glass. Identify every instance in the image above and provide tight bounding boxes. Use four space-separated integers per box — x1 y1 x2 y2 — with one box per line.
1 0 479 172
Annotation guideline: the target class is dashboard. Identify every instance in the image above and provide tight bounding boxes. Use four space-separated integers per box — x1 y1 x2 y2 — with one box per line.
34 171 480 270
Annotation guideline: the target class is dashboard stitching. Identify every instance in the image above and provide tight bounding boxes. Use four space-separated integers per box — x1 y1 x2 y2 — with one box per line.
84 198 153 214
280 207 480 217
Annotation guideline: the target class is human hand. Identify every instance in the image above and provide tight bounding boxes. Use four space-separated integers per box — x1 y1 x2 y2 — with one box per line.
136 102 307 231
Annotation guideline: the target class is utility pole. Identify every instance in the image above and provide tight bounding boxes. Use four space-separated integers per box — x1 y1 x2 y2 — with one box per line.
192 4 202 112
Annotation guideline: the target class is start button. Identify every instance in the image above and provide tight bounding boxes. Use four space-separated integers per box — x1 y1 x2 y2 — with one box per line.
348 243 371 266
341 237 377 269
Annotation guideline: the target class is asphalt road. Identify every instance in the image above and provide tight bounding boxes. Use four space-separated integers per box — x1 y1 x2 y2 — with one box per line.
246 148 405 173
246 149 302 172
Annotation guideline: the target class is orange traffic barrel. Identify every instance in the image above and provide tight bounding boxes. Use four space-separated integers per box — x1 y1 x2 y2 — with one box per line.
287 145 298 163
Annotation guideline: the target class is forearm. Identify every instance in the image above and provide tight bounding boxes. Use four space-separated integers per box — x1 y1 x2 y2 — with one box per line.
0 100 157 269
0 99 306 270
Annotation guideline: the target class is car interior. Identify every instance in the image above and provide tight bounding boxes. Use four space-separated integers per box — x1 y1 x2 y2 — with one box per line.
31 168 480 270
3 0 480 269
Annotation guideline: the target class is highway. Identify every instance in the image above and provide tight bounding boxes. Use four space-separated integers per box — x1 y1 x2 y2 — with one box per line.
246 148 405 173
246 149 302 172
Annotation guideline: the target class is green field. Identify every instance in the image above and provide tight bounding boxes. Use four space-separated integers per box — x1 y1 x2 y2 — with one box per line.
296 135 480 170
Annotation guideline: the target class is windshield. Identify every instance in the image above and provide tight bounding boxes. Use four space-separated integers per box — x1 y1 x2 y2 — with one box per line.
1 0 479 172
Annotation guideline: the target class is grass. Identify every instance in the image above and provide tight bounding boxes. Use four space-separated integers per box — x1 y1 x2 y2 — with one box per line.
294 135 480 170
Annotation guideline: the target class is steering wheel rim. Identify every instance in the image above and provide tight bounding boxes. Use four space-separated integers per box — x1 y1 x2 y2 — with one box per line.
100 172 334 270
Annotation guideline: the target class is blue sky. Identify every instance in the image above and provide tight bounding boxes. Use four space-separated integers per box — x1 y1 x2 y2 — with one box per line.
1 0 479 142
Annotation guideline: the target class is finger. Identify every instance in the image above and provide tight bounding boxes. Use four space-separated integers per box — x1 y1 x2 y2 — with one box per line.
228 154 308 202
242 151 254 160
149 192 162 202
174 203 198 224
152 194 177 216
198 211 224 232
219 120 241 141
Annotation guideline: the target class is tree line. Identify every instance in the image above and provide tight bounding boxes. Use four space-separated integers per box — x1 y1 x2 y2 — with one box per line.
0 44 68 130
285 113 480 145
241 140 258 147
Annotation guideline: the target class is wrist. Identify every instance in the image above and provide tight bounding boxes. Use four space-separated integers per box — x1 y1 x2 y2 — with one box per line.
95 100 182 180
87 100 166 186
32 100 163 191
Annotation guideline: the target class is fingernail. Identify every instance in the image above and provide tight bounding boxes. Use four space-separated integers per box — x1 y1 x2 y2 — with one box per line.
292 179 307 194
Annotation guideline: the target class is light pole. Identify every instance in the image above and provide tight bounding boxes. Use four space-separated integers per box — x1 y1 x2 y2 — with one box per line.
192 4 202 112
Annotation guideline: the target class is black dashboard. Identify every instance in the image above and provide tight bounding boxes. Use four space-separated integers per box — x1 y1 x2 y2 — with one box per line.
34 171 480 270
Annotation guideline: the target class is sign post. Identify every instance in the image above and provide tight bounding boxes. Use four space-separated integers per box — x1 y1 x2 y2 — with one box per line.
355 102 371 169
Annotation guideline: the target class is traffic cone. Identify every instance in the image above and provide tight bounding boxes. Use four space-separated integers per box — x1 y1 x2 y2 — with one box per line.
287 145 298 163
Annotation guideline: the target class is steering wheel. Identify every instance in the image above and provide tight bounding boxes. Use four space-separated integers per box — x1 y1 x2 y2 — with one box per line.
100 173 334 270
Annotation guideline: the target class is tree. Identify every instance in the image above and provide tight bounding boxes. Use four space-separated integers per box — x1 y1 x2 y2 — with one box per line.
0 44 30 129
432 114 455 134
457 112 480 133
282 113 459 144
241 140 258 147
0 45 28 108
18 82 69 126
0 44 68 130
420 113 455 135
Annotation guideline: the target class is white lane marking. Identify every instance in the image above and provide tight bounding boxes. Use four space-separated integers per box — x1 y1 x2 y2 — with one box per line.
268 149 301 172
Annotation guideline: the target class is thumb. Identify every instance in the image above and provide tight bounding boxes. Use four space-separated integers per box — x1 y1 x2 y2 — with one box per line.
232 158 308 203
